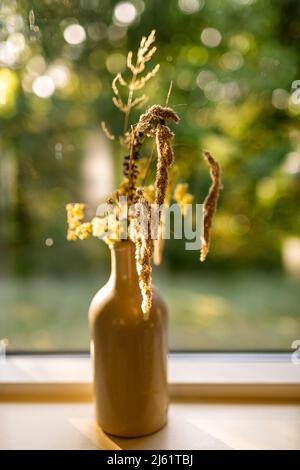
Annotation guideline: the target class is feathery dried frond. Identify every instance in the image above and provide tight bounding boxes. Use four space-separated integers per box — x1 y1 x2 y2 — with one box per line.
111 73 128 113
133 189 154 319
101 121 115 141
112 73 127 96
127 51 135 73
133 64 160 91
109 30 160 137
130 94 148 110
119 131 131 147
200 150 221 262
112 96 126 112
134 29 157 74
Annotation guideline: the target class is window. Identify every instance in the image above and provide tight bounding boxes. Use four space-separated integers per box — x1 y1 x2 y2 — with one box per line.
1 0 299 351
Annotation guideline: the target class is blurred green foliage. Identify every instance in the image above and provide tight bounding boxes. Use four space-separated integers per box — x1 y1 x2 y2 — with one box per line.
1 0 300 350
1 0 300 276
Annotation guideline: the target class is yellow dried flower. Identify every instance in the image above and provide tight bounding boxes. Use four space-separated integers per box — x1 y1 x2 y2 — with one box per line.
173 183 188 201
118 177 130 195
66 203 85 240
67 230 77 241
91 217 107 238
173 183 194 216
66 203 85 220
182 193 193 205
105 216 120 241
75 222 92 240
143 184 155 203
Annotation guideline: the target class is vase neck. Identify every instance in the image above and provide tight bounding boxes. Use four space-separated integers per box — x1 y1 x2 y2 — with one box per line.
109 241 140 290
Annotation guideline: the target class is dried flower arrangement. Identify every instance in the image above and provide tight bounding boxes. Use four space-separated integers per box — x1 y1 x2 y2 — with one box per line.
66 31 221 319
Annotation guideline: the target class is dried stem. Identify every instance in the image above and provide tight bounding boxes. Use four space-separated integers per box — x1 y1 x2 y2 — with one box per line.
165 79 173 106
141 142 156 187
124 73 137 133
128 126 135 203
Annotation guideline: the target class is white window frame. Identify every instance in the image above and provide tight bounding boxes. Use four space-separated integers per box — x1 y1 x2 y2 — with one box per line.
0 352 299 400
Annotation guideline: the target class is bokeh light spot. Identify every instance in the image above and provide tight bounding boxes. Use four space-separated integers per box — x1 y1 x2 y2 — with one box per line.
114 2 137 25
47 64 70 88
221 50 244 71
256 177 277 202
201 27 222 48
32 75 55 98
204 80 225 102
282 152 300 175
26 55 46 75
272 88 289 110
196 70 217 89
178 0 204 14
106 53 126 74
63 24 86 45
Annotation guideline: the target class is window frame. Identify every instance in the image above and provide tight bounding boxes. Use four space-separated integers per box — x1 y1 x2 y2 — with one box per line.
1 352 299 401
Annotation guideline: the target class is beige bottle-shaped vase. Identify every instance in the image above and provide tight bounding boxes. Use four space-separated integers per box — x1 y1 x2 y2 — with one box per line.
89 240 168 437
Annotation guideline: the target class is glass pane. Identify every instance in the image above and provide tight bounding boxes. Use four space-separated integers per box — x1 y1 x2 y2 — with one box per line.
0 0 299 351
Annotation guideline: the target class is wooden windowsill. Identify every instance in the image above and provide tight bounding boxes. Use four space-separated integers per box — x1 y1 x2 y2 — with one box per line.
1 354 300 450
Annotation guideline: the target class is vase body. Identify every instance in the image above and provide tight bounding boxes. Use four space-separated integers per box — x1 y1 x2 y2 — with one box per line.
89 240 168 437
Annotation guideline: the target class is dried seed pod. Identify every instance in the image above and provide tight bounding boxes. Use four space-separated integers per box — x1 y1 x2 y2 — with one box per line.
200 150 221 262
136 105 180 211
133 189 154 318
